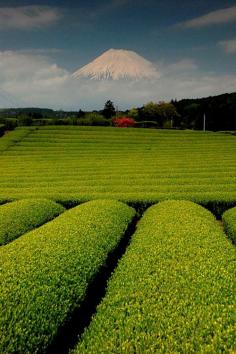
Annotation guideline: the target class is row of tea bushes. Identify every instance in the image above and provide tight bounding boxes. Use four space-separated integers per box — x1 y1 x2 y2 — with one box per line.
0 199 135 354
0 127 35 154
1 191 236 217
1 127 236 204
76 201 236 353
0 199 65 245
223 206 236 243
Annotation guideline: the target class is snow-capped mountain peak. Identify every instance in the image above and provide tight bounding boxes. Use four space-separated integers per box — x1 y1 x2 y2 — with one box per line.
72 49 160 81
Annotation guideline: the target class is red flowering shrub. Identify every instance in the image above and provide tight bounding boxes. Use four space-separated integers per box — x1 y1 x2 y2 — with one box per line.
112 117 136 128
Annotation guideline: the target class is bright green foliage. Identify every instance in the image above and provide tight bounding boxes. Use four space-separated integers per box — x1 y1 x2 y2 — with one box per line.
0 127 236 204
76 201 236 353
142 101 179 125
222 206 236 243
0 199 65 245
78 112 111 126
127 107 139 119
0 127 36 154
0 199 135 354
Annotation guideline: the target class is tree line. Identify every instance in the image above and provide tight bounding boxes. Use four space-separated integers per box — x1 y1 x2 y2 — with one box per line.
0 92 235 131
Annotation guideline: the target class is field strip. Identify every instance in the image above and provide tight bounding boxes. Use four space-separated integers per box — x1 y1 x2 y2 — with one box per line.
0 200 135 354
0 199 64 245
75 200 236 353
0 127 37 154
1 126 236 204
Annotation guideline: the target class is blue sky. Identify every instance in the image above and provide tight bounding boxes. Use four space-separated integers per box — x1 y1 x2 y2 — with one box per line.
0 0 236 109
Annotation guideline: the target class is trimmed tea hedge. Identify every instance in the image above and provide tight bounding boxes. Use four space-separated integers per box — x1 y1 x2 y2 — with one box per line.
222 206 236 243
76 200 236 353
0 199 65 245
0 199 135 354
0 126 36 153
1 127 236 205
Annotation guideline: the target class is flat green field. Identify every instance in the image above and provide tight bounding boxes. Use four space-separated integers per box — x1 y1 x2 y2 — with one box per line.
1 126 236 205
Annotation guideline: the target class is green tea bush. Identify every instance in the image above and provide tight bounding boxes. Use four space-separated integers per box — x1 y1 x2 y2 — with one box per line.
76 200 236 353
0 199 135 354
1 127 236 206
222 206 236 243
0 199 65 245
0 126 36 153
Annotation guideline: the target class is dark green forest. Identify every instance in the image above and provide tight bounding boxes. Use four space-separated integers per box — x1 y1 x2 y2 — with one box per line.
172 92 236 131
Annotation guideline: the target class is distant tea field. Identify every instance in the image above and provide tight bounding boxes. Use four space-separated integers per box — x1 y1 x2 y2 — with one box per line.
1 126 236 353
1 126 236 207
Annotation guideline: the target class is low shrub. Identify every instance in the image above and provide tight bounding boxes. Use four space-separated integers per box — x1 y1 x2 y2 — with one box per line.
112 117 136 127
32 118 54 126
0 124 5 136
0 199 135 353
222 206 236 243
18 116 33 126
1 118 18 130
0 199 65 245
76 200 236 353
78 113 111 126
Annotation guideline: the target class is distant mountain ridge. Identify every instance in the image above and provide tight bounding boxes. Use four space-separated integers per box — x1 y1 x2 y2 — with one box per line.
72 49 160 81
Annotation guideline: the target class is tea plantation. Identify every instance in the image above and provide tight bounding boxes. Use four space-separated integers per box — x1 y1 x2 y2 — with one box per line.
1 126 236 206
0 126 235 353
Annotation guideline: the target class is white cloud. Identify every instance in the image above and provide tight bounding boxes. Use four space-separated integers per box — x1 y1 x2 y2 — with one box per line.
180 5 236 28
0 51 68 81
152 73 236 102
0 52 235 110
163 59 198 72
0 51 69 106
0 6 61 30
219 38 236 53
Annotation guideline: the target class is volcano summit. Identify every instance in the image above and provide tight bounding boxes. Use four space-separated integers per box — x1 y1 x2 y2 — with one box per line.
72 49 160 81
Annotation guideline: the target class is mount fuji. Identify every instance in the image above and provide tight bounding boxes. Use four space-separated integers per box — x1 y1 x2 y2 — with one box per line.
72 49 160 81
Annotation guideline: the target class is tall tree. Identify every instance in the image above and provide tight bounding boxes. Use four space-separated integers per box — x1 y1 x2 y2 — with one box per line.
128 107 139 120
141 101 179 127
102 100 116 118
